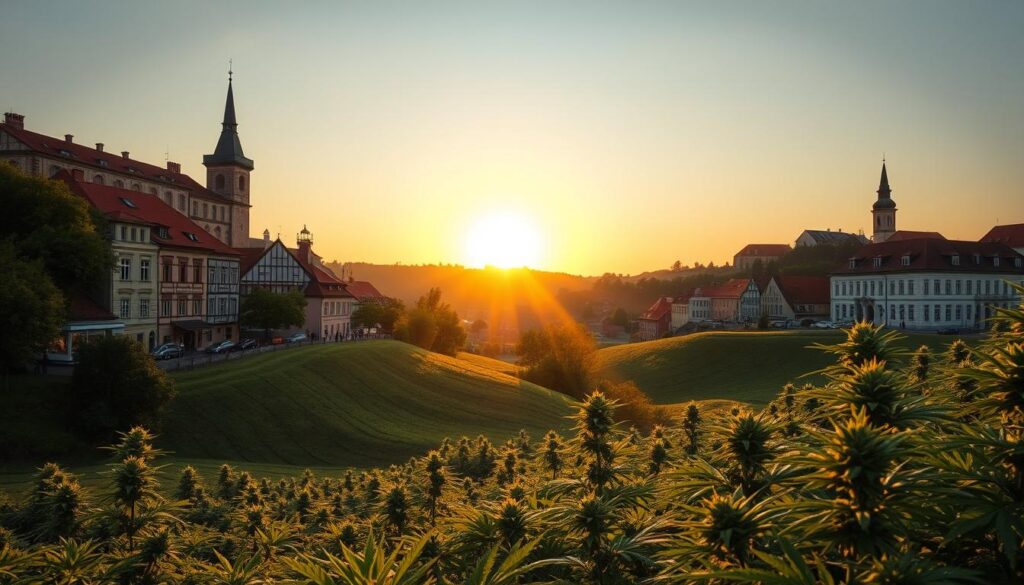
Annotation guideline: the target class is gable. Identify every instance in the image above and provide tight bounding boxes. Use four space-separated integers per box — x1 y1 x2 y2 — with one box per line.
242 241 311 286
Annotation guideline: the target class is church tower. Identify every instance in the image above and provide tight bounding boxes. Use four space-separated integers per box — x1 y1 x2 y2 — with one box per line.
204 68 254 246
871 160 896 242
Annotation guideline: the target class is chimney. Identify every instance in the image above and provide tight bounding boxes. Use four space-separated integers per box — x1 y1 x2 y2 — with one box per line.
262 228 270 248
71 168 84 181
3 112 24 130
166 161 181 174
121 151 129 160
64 134 74 144
95 143 104 152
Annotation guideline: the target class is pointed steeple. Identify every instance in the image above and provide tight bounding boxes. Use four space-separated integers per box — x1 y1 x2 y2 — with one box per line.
203 68 254 170
872 159 895 209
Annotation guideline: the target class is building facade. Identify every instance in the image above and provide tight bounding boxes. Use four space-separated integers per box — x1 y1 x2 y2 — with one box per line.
794 229 868 248
830 238 1024 331
733 244 791 271
701 279 760 322
637 297 673 341
981 223 1024 255
1 74 253 247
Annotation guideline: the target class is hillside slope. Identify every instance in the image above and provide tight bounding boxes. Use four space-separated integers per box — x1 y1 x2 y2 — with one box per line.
160 341 575 467
596 330 959 406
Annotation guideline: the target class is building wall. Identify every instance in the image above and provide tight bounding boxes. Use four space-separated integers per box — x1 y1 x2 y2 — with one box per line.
760 280 795 320
306 298 353 340
711 298 738 321
689 297 710 321
734 254 783 271
739 284 761 321
830 272 1024 330
670 302 689 330
110 222 159 349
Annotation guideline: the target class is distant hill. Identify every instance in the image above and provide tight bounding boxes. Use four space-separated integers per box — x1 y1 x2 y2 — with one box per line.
595 330 962 406
160 340 575 468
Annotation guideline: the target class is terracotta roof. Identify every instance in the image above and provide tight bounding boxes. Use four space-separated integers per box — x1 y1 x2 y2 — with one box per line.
344 280 387 302
886 230 946 242
735 244 791 257
57 171 238 256
980 223 1024 249
286 246 354 299
698 278 754 299
834 238 1024 275
639 297 673 321
672 290 695 304
0 122 234 204
774 276 829 305
234 246 270 274
70 294 117 322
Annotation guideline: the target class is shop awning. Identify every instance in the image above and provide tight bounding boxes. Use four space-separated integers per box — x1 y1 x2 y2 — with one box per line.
171 319 210 332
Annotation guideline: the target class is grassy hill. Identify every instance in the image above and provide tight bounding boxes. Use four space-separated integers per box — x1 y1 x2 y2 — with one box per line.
160 341 575 468
595 330 966 406
0 341 575 491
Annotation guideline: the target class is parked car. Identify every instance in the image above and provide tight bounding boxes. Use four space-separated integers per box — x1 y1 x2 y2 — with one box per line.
812 320 837 329
204 340 235 354
151 343 184 360
285 332 307 344
937 327 960 335
233 338 257 351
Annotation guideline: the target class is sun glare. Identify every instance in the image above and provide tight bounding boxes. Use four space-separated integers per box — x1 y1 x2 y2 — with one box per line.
464 211 543 269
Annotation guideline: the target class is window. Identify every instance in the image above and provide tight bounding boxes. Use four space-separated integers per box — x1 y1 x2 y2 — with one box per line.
890 305 896 320
934 279 940 295
130 227 137 241
841 282 847 296
898 280 905 296
177 299 186 316
870 281 876 296
909 305 915 321
192 201 198 216
239 175 246 191
1016 258 1022 268
955 304 962 321
945 280 952 295
120 226 127 240
966 305 972 321
924 305 930 321
203 203 208 218
901 255 910 266
955 280 962 295
945 305 952 321
966 280 972 295
162 261 172 282
873 257 882 268
986 280 991 295
934 304 941 322
951 255 959 266
179 261 188 282
908 280 914 295
177 193 185 210
94 175 104 185
889 281 895 295
120 257 131 281
139 299 150 319
994 257 1000 267
119 298 130 319
215 174 225 191
899 304 905 321
193 260 202 283
193 300 202 316
140 259 150 281
849 259 857 269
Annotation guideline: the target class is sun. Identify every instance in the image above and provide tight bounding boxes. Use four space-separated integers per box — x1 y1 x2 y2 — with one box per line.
464 211 544 269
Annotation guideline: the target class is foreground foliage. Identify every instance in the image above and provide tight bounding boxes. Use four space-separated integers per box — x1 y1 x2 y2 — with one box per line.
3 286 1024 583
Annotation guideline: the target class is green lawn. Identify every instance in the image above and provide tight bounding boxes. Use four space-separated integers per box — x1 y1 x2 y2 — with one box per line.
1 341 575 493
595 329 972 406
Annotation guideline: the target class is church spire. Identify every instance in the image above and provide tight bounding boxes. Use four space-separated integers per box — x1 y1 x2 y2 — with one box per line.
872 159 895 209
203 67 253 170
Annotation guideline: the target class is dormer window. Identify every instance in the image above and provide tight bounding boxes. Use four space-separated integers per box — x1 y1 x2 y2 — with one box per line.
973 253 981 264
119 197 137 208
98 159 108 167
1015 258 1022 268
900 255 910 266
183 231 199 242
155 227 169 239
993 257 1000 267
849 259 857 269
873 257 882 268
59 149 71 158
951 254 959 266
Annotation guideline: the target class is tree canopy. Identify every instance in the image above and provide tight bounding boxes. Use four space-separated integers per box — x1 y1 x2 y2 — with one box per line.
350 298 405 333
395 288 466 356
239 288 307 338
0 242 65 377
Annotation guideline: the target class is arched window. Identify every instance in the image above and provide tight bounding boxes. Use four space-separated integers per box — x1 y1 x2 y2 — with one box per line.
178 194 186 211
214 226 222 239
149 187 158 195
215 174 225 191
49 165 60 177
238 175 246 191
132 183 141 191
163 192 172 205
202 203 208 218
93 175 104 185
114 179 125 188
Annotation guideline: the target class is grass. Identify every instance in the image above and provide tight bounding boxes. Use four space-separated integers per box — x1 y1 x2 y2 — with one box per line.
454 352 522 376
595 329 971 406
0 341 575 493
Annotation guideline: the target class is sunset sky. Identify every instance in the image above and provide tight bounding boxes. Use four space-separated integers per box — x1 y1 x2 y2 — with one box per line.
2 1 1023 275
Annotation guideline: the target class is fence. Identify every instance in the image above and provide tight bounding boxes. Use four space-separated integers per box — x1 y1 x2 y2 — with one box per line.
157 334 391 372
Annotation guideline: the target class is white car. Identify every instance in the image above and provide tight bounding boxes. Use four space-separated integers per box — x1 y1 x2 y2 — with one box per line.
812 320 837 329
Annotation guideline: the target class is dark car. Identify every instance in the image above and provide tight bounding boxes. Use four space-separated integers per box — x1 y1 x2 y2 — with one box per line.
937 327 960 335
232 338 257 351
285 332 307 344
204 340 235 354
151 343 184 360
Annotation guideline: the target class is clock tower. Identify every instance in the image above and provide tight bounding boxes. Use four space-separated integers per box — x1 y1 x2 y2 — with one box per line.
204 69 254 246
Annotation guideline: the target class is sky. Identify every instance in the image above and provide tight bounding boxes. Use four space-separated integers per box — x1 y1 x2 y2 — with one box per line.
2 1 1023 276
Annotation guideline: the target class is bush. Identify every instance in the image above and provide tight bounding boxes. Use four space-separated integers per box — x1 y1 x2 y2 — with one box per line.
71 335 175 440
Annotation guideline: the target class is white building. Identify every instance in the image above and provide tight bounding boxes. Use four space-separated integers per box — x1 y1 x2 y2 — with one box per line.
830 238 1024 331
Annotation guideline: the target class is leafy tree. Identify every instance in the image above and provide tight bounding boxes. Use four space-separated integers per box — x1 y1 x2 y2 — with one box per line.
350 298 404 333
0 162 112 294
71 335 175 440
518 323 596 399
0 242 64 378
394 288 466 356
239 287 307 339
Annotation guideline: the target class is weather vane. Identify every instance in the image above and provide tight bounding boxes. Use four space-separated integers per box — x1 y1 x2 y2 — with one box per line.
228 59 233 81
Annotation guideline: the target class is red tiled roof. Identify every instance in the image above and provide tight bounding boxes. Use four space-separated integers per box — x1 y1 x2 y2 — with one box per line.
886 230 946 242
639 297 673 321
344 280 387 302
980 223 1024 248
672 290 695 304
70 293 117 322
774 276 829 305
286 247 354 299
834 238 1024 275
57 171 238 256
699 278 753 299
0 122 235 204
735 244 791 257
234 246 270 274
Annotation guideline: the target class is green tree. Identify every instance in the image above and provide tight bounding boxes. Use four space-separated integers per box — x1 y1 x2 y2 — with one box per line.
394 288 466 356
0 163 112 294
71 335 175 440
518 324 596 399
350 298 405 333
0 242 65 379
239 287 307 339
